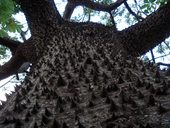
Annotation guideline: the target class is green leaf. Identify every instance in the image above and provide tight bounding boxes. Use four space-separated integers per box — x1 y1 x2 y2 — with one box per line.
144 0 149 3
0 46 8 58
0 0 22 59
0 30 8 38
141 4 148 9
0 0 15 23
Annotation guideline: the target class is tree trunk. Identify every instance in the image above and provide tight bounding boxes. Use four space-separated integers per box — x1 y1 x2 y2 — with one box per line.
0 1 170 128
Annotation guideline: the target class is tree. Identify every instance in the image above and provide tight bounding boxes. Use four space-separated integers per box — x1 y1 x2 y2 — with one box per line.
0 0 170 127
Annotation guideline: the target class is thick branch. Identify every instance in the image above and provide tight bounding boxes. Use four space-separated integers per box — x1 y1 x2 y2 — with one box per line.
120 3 170 56
17 0 63 36
0 51 24 81
0 38 38 81
63 0 77 20
63 0 126 20
0 37 21 55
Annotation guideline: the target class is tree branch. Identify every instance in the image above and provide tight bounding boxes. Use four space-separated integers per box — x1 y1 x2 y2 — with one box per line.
0 37 21 55
124 1 144 21
109 11 117 29
63 0 126 20
63 0 77 20
157 62 170 67
0 38 37 81
0 76 15 89
0 51 24 81
120 3 170 56
17 0 63 36
20 30 28 41
150 49 156 63
75 0 126 12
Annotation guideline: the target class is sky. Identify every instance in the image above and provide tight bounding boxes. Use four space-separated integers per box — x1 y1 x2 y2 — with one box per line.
0 0 170 101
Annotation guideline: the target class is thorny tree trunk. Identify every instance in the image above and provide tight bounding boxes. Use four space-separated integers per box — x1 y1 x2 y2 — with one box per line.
0 0 170 128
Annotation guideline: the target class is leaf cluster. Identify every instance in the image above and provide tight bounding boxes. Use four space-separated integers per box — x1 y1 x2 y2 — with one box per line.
0 0 22 36
0 0 22 59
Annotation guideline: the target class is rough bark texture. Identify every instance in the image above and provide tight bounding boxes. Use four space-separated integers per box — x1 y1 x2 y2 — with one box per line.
120 3 170 56
0 1 170 128
1 31 170 127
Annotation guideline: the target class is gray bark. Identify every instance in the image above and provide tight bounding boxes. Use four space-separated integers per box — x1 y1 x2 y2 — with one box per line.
0 23 170 127
0 1 170 128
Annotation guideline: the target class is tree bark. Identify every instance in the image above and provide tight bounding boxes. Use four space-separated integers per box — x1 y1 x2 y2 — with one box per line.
119 3 170 56
17 0 63 37
0 1 170 128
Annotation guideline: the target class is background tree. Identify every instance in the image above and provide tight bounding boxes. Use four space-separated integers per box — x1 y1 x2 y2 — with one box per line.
0 0 170 127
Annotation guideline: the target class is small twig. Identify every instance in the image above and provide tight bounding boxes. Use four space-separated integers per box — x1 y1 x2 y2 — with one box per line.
157 62 170 67
0 76 15 88
20 30 28 41
109 11 117 29
150 49 156 63
124 1 144 21
63 0 126 20
149 53 170 61
159 44 170 62
87 12 91 22
164 41 170 49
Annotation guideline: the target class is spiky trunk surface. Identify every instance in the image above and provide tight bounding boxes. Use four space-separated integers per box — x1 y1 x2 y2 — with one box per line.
0 23 170 128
